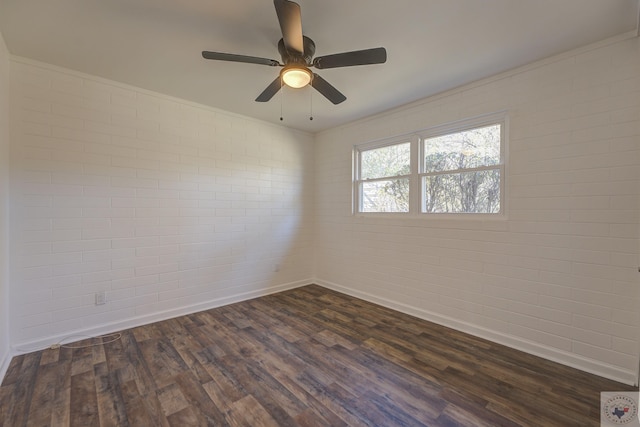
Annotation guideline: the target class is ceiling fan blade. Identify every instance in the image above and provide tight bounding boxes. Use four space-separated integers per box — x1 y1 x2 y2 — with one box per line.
255 77 283 102
312 47 387 69
274 0 304 54
311 74 346 105
202 51 281 67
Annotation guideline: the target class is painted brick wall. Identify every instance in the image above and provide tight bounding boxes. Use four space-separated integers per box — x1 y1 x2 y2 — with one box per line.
315 34 640 384
0 30 10 376
9 59 315 348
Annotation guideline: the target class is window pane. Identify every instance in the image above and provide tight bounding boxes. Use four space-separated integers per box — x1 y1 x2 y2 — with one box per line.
424 124 501 173
361 179 410 212
423 169 500 213
361 142 410 180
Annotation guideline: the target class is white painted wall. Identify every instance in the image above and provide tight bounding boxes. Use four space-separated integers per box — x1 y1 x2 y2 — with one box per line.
9 58 315 349
315 34 640 384
0 30 11 378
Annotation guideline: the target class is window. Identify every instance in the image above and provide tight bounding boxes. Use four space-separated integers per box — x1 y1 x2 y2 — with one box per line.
358 141 411 212
354 114 506 216
422 124 502 213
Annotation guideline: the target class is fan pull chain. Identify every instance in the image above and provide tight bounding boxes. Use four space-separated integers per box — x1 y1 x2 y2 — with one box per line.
309 85 313 121
279 77 284 121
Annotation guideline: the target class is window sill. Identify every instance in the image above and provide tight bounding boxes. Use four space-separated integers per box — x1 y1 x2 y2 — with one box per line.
353 212 508 221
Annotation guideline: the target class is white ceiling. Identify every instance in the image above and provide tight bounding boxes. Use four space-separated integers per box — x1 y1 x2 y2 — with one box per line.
0 0 638 133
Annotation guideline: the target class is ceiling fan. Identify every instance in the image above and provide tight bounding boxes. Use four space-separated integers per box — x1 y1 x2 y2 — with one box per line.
202 0 387 105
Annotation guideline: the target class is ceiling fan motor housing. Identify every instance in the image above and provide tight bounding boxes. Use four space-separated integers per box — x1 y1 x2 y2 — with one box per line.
278 36 315 65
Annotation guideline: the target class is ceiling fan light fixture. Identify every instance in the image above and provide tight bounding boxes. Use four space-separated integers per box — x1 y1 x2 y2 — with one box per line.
281 65 312 88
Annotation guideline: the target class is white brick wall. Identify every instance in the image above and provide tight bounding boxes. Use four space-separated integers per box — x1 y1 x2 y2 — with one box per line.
0 30 10 378
9 59 315 347
315 34 640 384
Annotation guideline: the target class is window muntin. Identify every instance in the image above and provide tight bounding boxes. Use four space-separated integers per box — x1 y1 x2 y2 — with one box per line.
354 114 506 216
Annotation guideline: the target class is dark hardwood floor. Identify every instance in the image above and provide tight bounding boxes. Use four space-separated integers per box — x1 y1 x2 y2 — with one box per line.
0 285 636 426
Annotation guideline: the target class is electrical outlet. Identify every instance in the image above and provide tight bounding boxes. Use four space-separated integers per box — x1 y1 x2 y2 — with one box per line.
95 291 107 305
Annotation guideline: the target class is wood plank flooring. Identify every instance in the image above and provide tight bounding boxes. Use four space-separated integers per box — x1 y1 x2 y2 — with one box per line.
1 285 636 426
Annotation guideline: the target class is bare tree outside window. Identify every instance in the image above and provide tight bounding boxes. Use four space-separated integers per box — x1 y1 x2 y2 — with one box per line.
422 124 501 213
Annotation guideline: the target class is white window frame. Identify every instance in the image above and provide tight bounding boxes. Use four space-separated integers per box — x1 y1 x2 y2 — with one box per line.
353 112 508 218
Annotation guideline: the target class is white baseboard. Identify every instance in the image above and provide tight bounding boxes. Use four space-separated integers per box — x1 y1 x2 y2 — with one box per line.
0 348 12 384
9 278 637 387
316 279 638 386
12 279 313 356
